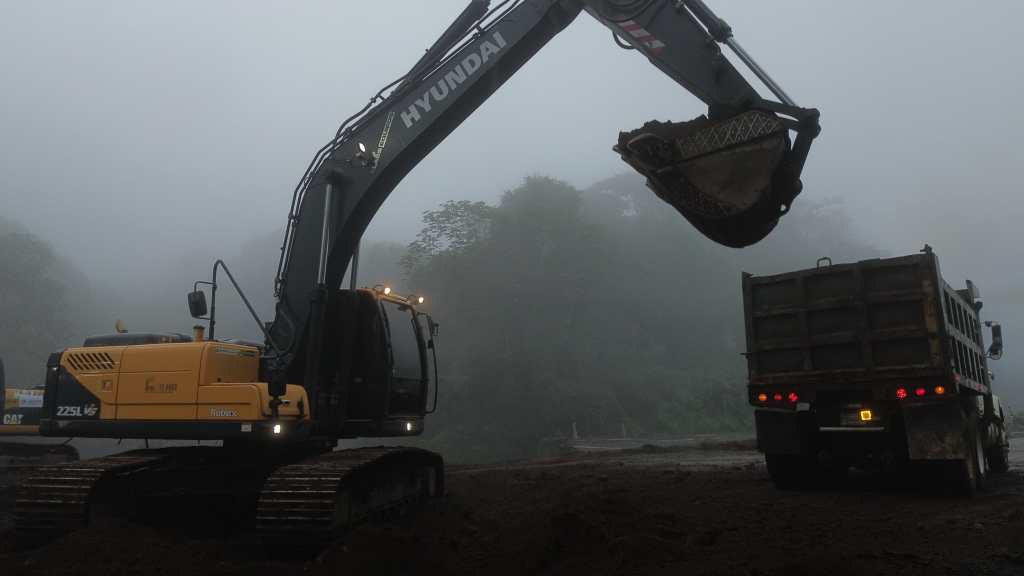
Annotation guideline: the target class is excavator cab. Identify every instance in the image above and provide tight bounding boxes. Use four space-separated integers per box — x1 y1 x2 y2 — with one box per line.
309 287 436 439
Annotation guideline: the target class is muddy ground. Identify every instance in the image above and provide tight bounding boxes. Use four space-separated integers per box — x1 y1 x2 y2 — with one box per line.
2 441 1024 576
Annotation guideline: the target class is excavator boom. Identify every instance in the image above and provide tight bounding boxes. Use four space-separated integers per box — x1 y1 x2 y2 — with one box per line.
268 0 820 416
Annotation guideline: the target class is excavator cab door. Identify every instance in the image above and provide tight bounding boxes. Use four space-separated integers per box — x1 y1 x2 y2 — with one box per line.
320 289 429 438
378 299 430 417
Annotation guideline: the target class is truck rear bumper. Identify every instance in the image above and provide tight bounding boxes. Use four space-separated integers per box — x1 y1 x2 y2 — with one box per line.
755 399 970 463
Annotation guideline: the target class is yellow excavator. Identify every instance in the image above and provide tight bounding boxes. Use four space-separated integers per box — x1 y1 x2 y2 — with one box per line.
15 0 819 551
1 357 77 507
0 357 79 457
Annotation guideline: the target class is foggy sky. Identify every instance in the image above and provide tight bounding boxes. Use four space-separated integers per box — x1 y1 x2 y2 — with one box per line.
2 2 1023 400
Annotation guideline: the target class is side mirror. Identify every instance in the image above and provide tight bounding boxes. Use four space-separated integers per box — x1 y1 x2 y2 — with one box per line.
188 290 208 319
966 279 981 301
987 321 1004 359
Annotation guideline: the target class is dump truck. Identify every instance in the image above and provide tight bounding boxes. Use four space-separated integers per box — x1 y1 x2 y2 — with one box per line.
743 248 1008 493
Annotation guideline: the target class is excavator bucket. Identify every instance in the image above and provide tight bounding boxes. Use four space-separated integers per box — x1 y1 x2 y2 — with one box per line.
615 110 800 248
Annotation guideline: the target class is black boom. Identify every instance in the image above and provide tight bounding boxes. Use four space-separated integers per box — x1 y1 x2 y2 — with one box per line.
264 0 820 422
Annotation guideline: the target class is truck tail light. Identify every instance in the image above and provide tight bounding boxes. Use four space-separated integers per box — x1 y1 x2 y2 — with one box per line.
934 386 946 395
757 393 768 402
773 393 783 402
787 392 799 403
915 387 927 397
896 388 908 400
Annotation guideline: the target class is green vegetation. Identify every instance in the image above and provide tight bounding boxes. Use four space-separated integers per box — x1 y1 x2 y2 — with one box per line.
0 217 93 387
0 174 882 463
402 175 881 462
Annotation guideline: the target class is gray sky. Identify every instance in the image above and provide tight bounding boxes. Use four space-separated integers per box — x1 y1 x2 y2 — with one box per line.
2 2 1023 395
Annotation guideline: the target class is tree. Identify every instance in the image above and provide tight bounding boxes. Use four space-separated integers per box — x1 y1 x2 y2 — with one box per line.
401 200 493 278
404 174 883 463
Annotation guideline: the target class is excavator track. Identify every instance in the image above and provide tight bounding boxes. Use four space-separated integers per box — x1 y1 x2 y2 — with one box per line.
12 445 442 554
14 450 169 536
256 446 443 553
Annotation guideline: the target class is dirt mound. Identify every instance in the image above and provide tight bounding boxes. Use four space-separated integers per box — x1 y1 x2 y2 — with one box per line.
3 452 1024 575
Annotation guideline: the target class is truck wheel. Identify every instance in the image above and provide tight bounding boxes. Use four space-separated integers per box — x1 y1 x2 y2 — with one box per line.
817 462 849 487
946 458 976 496
974 426 989 486
765 454 811 490
987 445 1010 474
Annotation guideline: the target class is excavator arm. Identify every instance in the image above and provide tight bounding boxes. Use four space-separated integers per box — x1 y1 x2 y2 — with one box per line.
265 0 820 421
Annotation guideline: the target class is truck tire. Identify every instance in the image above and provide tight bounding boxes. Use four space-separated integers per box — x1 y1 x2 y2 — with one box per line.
987 445 1010 474
946 457 976 496
974 424 989 486
765 454 811 490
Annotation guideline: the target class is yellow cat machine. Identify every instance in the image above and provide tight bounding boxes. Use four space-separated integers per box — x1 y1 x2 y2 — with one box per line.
1 358 44 436
16 0 819 552
1 357 77 517
0 357 79 459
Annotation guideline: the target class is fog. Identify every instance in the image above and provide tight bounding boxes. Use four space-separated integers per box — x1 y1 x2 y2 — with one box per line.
2 1 1023 436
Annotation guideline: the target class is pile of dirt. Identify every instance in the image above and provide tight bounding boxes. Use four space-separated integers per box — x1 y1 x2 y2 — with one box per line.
3 453 1024 575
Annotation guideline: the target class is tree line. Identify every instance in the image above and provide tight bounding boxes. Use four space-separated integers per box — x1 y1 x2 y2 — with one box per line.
0 174 882 462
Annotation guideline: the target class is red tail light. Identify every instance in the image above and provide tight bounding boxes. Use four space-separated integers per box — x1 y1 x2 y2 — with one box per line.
896 388 908 400
773 393 783 402
915 387 926 397
787 392 799 403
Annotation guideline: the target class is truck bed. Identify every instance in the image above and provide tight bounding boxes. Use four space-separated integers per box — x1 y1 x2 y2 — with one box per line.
742 253 989 394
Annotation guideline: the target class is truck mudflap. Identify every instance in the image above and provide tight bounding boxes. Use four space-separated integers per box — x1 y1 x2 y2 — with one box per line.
755 410 813 455
902 402 968 460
